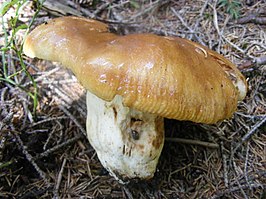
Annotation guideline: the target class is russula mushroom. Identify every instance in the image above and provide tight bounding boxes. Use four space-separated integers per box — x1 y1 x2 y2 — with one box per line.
23 16 247 183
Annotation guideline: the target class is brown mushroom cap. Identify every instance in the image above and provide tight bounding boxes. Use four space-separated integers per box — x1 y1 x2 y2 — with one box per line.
23 16 247 124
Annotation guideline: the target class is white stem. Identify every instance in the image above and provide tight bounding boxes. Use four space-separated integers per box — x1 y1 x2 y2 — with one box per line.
86 91 164 183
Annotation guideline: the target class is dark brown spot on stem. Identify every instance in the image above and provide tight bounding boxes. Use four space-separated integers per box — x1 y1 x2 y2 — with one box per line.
113 107 117 121
131 130 140 140
128 147 132 157
122 145 125 155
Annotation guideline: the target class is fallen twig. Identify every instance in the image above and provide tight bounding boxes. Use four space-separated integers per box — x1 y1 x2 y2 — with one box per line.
34 133 84 160
42 0 83 16
244 142 251 189
233 116 266 153
230 151 249 199
30 116 68 128
238 14 266 25
58 104 86 135
165 137 219 149
240 116 266 142
92 0 115 17
11 130 49 184
221 35 247 55
17 186 53 199
168 163 192 183
65 0 95 18
238 55 266 70
53 158 67 198
220 141 229 188
170 7 204 45
123 187 134 199
255 55 266 66
125 0 169 23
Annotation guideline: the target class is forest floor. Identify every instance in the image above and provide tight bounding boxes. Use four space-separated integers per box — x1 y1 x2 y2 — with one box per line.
0 0 265 198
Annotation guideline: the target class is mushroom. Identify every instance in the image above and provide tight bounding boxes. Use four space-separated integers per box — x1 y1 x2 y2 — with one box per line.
23 16 247 183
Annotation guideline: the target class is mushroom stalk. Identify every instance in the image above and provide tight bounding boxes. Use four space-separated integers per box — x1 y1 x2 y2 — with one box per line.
86 91 164 183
